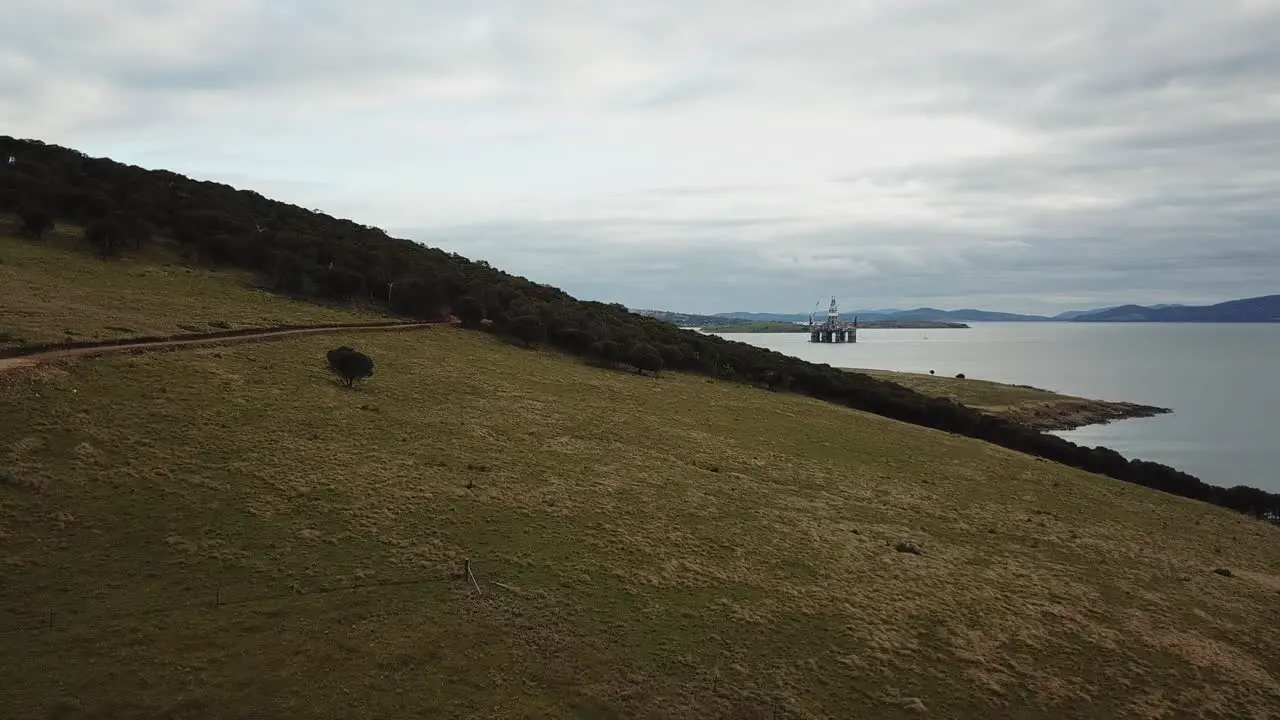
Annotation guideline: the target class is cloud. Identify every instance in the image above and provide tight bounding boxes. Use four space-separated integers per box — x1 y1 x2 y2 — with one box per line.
1 0 1278 313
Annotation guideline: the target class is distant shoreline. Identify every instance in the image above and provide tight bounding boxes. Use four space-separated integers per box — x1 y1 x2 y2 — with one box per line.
705 319 970 333
846 368 1172 432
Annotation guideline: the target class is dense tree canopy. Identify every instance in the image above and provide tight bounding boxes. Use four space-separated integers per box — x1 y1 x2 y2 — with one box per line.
326 346 374 387
2 134 1276 523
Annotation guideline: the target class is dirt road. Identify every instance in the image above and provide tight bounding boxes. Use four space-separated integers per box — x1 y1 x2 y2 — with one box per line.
0 321 443 377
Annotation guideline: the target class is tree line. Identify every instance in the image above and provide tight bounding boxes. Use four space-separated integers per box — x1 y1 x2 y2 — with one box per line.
2 135 1276 523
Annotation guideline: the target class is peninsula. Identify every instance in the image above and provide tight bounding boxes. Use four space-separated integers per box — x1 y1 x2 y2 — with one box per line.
847 368 1172 432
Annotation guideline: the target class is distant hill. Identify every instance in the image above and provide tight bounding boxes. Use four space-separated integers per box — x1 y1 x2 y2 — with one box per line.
681 308 1050 323
887 307 1053 322
1074 295 1280 322
631 309 743 327
1056 303 1184 320
705 319 969 333
711 311 812 323
713 309 904 322
661 299 1271 325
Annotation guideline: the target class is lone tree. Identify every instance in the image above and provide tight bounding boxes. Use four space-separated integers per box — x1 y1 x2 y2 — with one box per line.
326 346 374 388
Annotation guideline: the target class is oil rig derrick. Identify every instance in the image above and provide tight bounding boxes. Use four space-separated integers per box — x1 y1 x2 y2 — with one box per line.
809 296 857 343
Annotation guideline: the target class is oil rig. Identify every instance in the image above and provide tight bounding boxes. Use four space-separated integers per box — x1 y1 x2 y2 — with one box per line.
809 297 857 343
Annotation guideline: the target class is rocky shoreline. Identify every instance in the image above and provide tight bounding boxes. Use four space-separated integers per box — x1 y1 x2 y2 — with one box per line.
994 398 1172 432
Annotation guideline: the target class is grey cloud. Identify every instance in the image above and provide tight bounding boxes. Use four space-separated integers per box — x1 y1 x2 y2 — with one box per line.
2 0 1278 312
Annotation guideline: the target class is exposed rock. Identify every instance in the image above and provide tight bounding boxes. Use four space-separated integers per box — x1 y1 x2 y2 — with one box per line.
895 541 923 555
901 697 927 713
1213 567 1233 577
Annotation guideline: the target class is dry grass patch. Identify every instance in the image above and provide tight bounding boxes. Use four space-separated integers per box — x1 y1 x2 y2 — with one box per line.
1 328 1278 718
0 229 382 347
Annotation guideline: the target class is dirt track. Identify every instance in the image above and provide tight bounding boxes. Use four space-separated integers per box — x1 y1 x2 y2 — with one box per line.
0 322 443 377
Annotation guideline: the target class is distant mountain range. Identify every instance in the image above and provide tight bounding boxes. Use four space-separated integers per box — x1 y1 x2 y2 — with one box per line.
1070 295 1280 322
635 295 1280 327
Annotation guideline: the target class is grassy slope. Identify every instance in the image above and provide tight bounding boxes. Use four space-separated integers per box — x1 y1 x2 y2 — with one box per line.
855 369 1074 409
0 229 381 348
3 328 1279 719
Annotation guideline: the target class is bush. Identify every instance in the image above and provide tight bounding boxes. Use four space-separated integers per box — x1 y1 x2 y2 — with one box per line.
510 314 546 346
17 205 54 239
658 344 685 369
589 340 621 367
326 346 374 387
455 295 484 328
85 220 123 258
628 343 664 375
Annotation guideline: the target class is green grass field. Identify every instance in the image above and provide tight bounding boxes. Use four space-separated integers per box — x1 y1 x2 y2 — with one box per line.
0 228 381 348
3 326 1278 719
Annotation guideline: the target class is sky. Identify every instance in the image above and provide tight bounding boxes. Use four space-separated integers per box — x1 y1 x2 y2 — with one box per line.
2 0 1278 314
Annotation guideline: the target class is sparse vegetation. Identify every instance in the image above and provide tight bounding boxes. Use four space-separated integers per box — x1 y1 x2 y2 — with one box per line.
1 329 1278 718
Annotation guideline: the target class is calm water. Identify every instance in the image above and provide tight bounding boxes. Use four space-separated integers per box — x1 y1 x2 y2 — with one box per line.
714 323 1280 492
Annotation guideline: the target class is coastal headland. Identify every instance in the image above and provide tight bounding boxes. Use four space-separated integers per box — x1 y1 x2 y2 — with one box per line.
847 368 1172 431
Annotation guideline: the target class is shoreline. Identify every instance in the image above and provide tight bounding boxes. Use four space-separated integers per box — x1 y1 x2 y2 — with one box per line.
845 368 1172 432
997 398 1171 432
705 320 969 333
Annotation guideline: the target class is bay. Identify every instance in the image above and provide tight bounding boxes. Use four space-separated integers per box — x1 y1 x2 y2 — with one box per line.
713 323 1280 493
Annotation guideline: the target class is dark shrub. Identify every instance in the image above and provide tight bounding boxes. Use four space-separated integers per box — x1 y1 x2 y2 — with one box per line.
955 373 966 379
84 220 129 258
17 205 54 239
455 295 484 328
629 343 664 375
326 346 374 387
589 339 622 367
658 344 685 370
510 314 546 346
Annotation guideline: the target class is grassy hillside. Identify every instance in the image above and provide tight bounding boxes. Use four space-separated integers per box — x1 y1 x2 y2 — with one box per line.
5 134 1278 522
0 227 380 348
854 370 1170 431
3 328 1278 719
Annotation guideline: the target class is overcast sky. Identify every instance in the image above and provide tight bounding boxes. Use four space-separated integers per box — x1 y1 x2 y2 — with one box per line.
3 1 1278 314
